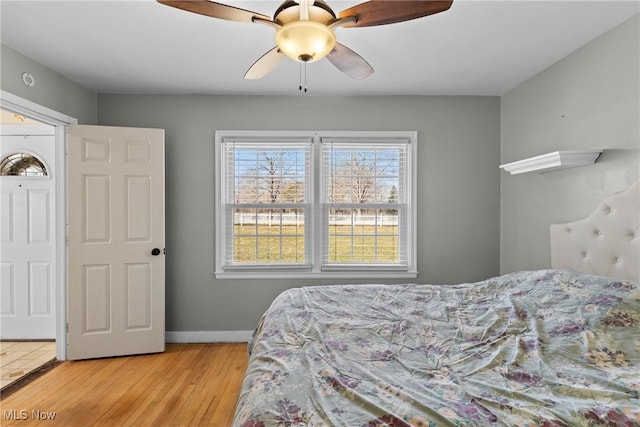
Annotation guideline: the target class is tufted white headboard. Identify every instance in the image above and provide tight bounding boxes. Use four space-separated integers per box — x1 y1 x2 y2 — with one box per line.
550 181 639 283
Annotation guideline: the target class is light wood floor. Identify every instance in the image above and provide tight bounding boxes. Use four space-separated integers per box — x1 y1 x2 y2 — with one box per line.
1 341 56 390
0 343 248 426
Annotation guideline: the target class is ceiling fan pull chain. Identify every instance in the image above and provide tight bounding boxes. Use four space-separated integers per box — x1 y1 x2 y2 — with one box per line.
299 62 303 91
298 62 308 93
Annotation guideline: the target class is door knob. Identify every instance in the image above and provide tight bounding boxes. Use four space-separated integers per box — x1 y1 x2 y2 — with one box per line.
151 248 161 256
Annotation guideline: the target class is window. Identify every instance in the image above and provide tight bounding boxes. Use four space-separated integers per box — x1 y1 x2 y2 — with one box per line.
0 152 48 176
215 131 416 278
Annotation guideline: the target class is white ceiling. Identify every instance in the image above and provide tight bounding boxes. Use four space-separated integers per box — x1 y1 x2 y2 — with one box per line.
1 0 638 96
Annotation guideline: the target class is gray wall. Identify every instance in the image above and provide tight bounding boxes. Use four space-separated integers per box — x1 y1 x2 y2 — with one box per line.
500 15 640 274
97 94 501 331
1 43 97 124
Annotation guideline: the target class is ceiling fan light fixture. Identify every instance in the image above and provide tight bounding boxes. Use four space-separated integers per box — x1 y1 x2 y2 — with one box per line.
158 0 455 80
275 20 336 63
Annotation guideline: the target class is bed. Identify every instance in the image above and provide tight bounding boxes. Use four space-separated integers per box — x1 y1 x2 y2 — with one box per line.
233 182 640 426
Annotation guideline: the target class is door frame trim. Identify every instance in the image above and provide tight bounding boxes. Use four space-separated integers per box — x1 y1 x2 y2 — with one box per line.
1 90 78 360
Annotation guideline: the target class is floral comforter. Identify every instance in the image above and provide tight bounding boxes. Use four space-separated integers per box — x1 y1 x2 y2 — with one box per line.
233 270 640 426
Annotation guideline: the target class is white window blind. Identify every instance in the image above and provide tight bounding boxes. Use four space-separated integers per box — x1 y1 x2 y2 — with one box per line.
215 131 416 278
320 138 410 270
220 137 312 268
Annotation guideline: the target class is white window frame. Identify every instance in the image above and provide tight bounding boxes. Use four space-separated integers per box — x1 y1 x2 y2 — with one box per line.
215 130 417 279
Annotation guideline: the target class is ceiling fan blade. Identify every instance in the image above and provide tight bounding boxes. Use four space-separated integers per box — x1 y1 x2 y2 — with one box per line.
326 43 374 80
338 0 453 28
244 47 286 79
157 0 271 24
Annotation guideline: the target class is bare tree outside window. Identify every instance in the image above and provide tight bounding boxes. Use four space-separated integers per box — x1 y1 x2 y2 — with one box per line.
229 146 308 264
216 131 415 276
324 145 404 264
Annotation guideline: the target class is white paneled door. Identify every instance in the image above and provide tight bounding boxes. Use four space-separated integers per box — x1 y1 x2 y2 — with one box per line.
67 125 165 360
0 131 56 339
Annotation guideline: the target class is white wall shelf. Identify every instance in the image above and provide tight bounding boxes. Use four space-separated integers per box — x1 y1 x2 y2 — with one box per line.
499 150 603 175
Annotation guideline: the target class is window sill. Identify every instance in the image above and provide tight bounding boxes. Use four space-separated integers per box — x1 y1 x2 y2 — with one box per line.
214 270 418 280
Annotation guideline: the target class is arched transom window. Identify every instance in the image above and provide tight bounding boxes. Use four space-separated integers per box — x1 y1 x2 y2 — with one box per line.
0 152 48 176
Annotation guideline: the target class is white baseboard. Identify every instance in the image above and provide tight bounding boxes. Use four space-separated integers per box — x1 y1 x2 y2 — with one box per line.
165 330 253 343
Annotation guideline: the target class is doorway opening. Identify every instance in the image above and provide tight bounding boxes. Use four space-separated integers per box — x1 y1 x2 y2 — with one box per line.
0 108 58 391
1 91 78 363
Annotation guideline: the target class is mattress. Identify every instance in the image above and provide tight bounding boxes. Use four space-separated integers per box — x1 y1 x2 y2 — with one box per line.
233 269 640 426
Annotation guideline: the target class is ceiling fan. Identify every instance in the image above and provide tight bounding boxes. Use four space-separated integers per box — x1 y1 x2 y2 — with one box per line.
157 0 453 83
